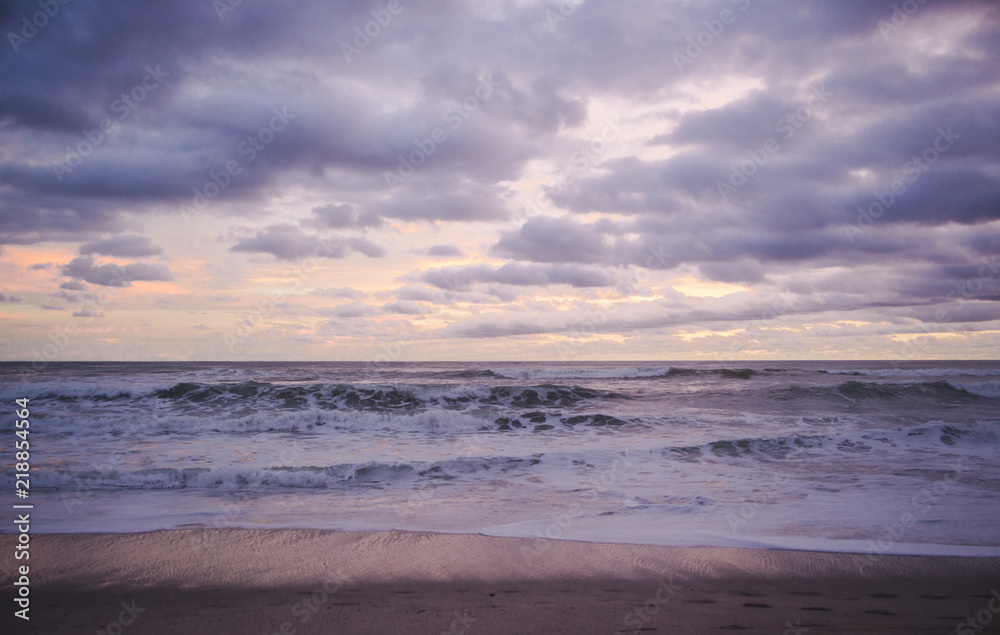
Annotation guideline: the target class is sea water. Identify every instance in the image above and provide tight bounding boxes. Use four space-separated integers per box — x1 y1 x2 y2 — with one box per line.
2 360 998 555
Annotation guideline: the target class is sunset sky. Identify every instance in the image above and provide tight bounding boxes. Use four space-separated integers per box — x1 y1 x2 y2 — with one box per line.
1 0 999 362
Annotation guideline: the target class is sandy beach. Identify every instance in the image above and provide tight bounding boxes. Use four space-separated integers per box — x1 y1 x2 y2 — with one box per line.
4 529 999 633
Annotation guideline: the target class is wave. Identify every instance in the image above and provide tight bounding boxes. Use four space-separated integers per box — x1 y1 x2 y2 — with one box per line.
16 454 547 491
757 380 1000 403
2 404 646 437
663 421 999 462
946 380 1000 399
490 366 675 380
821 368 1000 378
489 366 760 380
1 380 626 412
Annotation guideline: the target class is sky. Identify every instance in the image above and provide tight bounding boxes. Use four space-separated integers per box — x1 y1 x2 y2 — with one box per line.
1 0 999 363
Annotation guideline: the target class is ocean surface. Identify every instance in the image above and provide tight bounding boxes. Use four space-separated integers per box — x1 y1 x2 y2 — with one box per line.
2 360 999 556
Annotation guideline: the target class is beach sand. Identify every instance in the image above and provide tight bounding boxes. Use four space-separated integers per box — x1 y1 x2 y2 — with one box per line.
5 529 999 633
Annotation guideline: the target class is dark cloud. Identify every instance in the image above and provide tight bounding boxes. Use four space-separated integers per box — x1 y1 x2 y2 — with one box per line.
230 225 384 260
387 286 448 304
423 262 618 291
425 70 587 136
382 300 434 315
492 216 615 264
61 256 174 287
427 244 465 258
379 190 510 223
79 234 164 257
306 204 382 230
699 260 766 285
1 0 999 346
321 302 379 319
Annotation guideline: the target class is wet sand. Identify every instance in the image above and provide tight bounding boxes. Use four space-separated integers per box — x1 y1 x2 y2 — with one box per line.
5 529 999 633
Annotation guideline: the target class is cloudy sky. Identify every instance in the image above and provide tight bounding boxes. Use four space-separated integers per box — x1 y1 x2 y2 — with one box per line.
2 0 999 362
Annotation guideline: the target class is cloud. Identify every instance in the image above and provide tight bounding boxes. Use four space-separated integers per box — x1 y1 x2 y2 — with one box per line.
61 256 175 287
378 190 510 223
492 216 616 264
389 286 448 303
306 204 382 229
72 309 104 318
79 234 164 257
347 237 387 258
53 290 79 303
1 0 998 357
423 262 618 291
699 260 767 284
322 302 379 318
427 244 466 258
313 287 368 299
230 225 385 260
382 300 434 315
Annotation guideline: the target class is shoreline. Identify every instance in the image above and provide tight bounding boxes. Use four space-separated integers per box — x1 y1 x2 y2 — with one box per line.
4 528 999 633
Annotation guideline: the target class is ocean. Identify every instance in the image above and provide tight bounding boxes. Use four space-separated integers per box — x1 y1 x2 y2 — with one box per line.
2 360 999 556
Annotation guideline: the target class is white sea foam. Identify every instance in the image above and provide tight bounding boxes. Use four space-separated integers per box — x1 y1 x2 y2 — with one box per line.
948 380 1000 399
490 366 675 380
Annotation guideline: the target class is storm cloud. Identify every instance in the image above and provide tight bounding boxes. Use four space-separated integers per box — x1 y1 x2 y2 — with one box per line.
2 0 998 359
